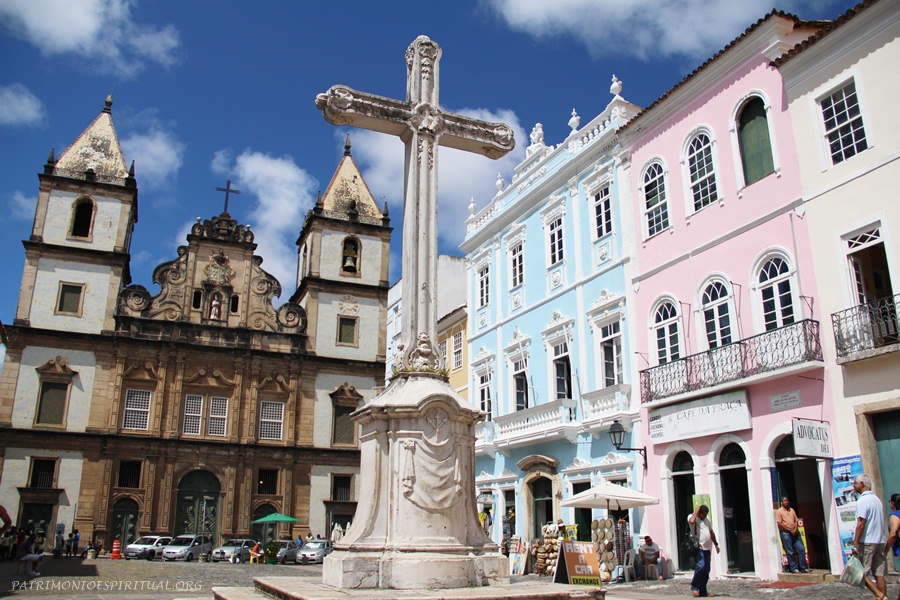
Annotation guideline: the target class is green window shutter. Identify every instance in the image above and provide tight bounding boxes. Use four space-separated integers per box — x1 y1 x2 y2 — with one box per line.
739 98 775 186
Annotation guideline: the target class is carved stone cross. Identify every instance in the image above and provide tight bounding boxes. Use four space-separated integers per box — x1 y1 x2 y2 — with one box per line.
316 35 515 372
215 179 241 214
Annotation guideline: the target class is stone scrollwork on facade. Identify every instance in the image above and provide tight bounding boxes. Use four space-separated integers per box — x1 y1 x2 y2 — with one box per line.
400 332 443 373
204 251 235 285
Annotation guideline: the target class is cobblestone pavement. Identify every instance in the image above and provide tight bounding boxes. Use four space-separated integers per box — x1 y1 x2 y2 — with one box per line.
0 556 897 600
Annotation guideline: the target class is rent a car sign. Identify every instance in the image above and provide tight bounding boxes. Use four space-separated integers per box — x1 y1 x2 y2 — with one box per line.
553 541 601 586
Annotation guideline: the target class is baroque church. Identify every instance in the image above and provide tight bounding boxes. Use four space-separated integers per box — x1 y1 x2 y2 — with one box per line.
0 97 391 549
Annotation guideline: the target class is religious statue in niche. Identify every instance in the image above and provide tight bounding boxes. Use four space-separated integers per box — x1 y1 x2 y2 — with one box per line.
209 293 222 320
204 251 234 285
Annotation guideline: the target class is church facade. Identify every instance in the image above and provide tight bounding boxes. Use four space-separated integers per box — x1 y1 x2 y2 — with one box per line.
0 100 391 549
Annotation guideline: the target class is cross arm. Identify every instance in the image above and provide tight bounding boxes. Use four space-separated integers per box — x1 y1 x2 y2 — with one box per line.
439 113 515 159
316 85 412 138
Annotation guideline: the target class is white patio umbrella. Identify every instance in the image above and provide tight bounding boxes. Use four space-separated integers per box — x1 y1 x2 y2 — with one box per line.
560 481 659 511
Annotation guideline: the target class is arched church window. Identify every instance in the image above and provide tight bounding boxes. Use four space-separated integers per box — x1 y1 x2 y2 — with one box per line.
672 451 694 473
71 197 95 238
192 290 202 310
719 443 746 467
341 237 359 274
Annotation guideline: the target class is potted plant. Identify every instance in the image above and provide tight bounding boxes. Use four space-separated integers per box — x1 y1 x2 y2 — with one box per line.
263 541 280 564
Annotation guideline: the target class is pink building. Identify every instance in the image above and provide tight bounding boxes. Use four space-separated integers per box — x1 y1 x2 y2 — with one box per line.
622 12 843 579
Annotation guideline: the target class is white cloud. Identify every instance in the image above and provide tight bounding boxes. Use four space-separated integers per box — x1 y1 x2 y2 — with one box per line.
121 125 185 189
0 84 45 126
10 191 36 221
0 0 179 77
482 0 836 61
350 107 526 268
213 151 319 299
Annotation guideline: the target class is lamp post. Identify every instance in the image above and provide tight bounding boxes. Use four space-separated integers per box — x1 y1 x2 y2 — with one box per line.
608 419 647 471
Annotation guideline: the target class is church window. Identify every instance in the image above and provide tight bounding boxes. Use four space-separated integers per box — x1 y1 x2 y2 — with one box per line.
687 133 718 211
36 381 68 426
122 389 151 431
56 283 84 316
332 405 355 445
738 97 774 186
259 401 284 440
70 197 94 238
183 394 229 436
332 475 352 501
452 331 463 370
643 162 668 237
341 237 360 275
593 186 612 239
230 295 239 314
548 216 564 265
337 316 358 346
600 320 623 387
821 80 867 165
257 469 278 495
117 460 142 488
192 290 202 310
478 265 490 308
29 459 57 488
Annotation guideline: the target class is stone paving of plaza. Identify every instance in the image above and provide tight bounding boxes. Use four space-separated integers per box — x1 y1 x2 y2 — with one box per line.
0 555 896 600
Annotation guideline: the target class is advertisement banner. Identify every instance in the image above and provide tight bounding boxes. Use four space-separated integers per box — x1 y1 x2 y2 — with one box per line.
649 391 751 444
553 540 602 586
831 455 863 565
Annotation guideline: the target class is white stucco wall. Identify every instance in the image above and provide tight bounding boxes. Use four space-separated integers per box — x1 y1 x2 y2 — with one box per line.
0 447 84 531
308 463 360 538
314 292 381 361
319 230 384 287
311 372 376 448
42 189 125 251
29 258 112 333
12 346 97 432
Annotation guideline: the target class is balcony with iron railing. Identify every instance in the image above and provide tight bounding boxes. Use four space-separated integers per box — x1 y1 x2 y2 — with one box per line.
832 293 900 364
639 319 823 404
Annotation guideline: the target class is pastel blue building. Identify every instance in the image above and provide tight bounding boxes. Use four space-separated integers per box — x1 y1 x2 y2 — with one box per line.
460 82 645 548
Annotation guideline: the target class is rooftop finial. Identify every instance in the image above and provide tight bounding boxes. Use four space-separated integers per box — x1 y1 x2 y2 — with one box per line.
344 134 352 156
103 94 113 114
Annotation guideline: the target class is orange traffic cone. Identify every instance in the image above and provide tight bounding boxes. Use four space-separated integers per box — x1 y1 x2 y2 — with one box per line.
110 539 122 559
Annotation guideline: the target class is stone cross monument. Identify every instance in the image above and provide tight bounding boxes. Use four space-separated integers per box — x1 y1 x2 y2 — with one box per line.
315 36 515 590
316 35 513 372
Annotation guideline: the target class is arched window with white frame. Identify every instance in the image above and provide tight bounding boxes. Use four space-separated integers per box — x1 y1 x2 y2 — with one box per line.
737 96 775 186
642 162 668 237
758 257 795 331
686 133 718 211
653 300 681 365
701 280 734 348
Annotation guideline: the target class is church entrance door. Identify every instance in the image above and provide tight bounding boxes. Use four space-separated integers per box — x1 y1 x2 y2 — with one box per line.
175 470 220 542
110 498 140 547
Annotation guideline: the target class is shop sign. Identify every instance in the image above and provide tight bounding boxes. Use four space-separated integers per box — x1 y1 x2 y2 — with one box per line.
648 390 750 444
792 418 833 458
553 540 601 586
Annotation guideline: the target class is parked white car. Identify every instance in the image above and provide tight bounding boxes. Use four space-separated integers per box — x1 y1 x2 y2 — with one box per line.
298 540 333 564
162 534 212 562
123 535 172 560
211 539 256 563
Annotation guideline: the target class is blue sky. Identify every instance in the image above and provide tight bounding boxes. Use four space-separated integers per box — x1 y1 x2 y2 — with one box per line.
0 0 859 352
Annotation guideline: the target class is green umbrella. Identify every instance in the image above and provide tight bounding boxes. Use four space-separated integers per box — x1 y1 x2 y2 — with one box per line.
251 512 298 524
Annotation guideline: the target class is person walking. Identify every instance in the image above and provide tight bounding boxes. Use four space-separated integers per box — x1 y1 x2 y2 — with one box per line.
851 474 888 600
776 496 809 573
65 532 73 558
72 528 80 556
885 493 900 600
688 504 720 598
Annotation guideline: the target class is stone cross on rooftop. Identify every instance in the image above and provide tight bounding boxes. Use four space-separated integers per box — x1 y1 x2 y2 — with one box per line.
215 179 241 214
316 35 514 373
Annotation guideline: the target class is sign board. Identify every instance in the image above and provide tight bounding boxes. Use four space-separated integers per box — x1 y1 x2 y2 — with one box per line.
831 455 863 565
770 390 802 413
649 390 751 444
792 418 833 458
553 540 602 586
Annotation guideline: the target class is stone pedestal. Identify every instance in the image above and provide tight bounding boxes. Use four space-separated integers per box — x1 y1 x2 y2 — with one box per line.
322 373 509 590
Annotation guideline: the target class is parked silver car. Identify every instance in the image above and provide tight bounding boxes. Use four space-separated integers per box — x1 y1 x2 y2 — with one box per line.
274 539 299 564
298 540 333 564
123 535 172 560
211 539 256 563
162 534 212 562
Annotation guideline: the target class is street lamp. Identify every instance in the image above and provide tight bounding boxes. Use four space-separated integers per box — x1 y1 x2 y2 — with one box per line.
607 419 647 471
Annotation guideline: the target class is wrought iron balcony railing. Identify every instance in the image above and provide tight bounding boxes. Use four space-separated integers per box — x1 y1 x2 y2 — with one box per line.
832 293 900 359
639 319 822 403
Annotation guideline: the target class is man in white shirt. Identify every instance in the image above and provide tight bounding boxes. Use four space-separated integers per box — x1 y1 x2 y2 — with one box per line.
688 504 720 598
639 535 664 580
851 474 887 600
